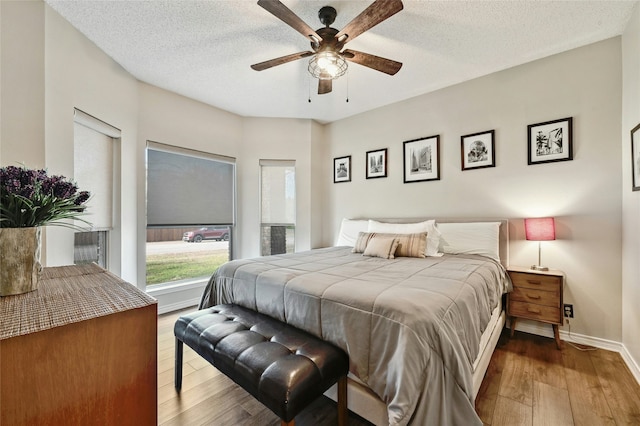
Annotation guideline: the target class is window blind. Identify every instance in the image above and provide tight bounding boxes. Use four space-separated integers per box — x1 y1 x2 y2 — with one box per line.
146 142 236 227
73 109 119 230
260 159 295 225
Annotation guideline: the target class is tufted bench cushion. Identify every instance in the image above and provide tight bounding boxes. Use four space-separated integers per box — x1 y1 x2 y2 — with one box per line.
174 304 349 426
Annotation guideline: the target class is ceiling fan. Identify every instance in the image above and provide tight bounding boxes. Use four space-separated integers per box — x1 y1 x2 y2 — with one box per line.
251 0 403 95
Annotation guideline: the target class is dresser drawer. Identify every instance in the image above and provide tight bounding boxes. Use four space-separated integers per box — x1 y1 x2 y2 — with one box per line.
510 272 561 292
509 300 562 324
510 286 559 308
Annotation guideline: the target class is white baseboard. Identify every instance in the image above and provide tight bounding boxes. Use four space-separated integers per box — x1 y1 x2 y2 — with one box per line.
511 320 640 386
620 344 640 386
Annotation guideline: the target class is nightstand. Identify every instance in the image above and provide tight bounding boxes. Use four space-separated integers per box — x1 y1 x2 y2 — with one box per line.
507 266 564 349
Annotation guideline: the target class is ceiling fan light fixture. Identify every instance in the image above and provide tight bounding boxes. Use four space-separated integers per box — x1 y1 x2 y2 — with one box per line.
308 51 348 80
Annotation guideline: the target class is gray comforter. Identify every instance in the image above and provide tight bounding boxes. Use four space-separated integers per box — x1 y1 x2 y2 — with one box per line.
199 247 510 425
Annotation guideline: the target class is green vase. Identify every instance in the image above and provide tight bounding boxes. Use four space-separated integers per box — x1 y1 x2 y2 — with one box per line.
0 227 42 296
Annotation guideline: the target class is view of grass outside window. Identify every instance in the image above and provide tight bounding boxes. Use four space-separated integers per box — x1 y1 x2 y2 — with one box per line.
146 226 230 286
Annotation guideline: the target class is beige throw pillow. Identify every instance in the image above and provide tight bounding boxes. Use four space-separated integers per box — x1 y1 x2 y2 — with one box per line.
362 235 399 259
353 232 427 258
393 232 427 258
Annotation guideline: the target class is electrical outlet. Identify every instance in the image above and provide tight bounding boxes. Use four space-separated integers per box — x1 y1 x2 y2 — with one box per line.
564 304 574 318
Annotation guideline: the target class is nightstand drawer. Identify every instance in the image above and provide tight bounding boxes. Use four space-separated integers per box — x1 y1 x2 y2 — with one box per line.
509 300 561 324
509 272 560 292
510 286 559 307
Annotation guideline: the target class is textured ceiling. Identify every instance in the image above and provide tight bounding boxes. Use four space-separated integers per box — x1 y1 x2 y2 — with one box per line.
45 0 636 123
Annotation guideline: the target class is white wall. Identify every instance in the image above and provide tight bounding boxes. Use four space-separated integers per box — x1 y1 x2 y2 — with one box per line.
0 1 45 169
135 83 243 309
322 38 623 342
1 1 140 280
136 82 243 284
310 121 326 249
239 117 314 258
43 4 140 281
622 3 640 378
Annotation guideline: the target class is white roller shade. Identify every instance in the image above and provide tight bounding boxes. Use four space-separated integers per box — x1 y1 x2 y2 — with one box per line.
146 142 235 227
73 109 118 230
74 109 121 138
260 160 295 225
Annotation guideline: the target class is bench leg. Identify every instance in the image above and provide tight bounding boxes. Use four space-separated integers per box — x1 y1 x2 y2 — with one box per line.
337 375 348 426
175 337 183 391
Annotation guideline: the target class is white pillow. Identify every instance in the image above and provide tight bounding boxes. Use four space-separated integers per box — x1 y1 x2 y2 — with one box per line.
336 218 369 247
436 222 501 261
367 219 441 256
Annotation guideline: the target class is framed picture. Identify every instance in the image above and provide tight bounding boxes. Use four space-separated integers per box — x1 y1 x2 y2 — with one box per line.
631 123 640 191
461 130 495 171
366 148 387 179
333 155 351 183
403 135 440 183
527 117 573 165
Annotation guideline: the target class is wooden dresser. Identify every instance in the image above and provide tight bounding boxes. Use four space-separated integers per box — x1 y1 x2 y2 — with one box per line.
0 264 157 425
507 266 564 349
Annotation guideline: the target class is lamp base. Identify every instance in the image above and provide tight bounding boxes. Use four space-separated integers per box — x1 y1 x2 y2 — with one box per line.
530 265 549 271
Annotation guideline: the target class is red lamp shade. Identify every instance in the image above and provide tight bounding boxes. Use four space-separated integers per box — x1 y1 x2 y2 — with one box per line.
524 217 556 241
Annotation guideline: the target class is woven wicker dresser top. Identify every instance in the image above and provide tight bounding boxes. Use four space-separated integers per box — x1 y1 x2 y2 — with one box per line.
0 263 156 340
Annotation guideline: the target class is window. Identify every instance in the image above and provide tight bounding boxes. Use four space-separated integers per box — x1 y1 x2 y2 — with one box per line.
260 160 295 255
146 142 236 288
73 109 120 269
74 231 107 267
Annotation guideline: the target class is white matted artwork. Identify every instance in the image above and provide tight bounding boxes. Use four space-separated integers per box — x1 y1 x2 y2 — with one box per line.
461 130 495 171
333 155 351 183
403 135 440 183
527 117 573 165
366 148 387 179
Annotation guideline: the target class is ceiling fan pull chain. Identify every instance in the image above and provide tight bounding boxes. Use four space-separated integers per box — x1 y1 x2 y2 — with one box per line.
346 69 350 103
308 75 312 103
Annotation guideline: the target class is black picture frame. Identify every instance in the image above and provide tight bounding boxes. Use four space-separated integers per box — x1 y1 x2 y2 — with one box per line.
527 117 573 165
333 155 351 183
461 130 495 171
403 135 440 183
631 123 640 191
366 148 387 179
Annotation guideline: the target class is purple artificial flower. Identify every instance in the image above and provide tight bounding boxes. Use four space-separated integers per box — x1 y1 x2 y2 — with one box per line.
74 191 90 205
1 165 91 228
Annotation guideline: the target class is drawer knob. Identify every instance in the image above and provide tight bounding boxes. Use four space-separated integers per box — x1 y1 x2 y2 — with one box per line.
527 307 541 314
527 294 541 300
526 280 542 285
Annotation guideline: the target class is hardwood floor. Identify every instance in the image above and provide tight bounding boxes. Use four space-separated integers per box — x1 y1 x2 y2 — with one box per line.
476 330 640 426
158 307 640 425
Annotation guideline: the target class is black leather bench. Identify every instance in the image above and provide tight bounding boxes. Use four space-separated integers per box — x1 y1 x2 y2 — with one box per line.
174 304 349 426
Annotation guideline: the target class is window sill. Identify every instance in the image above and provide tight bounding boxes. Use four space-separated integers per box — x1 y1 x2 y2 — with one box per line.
146 277 208 297
147 279 207 315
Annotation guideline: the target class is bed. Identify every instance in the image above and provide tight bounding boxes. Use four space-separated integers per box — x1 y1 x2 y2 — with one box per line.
199 219 511 425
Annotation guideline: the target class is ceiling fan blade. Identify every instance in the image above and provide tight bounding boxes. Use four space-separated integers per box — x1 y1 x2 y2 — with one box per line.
251 51 314 71
343 49 402 75
335 0 403 44
257 0 322 42
318 79 332 95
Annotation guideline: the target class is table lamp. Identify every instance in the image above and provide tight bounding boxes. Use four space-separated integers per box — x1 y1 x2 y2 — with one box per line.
524 217 555 271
